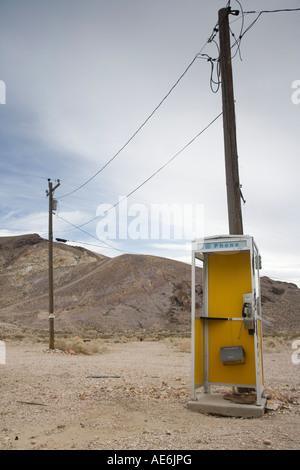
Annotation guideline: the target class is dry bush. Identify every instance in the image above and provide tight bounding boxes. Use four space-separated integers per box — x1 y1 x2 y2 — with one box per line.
175 337 191 353
55 336 108 355
263 336 288 353
164 337 191 353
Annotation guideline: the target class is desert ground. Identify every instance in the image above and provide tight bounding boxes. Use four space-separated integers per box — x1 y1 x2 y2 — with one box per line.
0 336 299 451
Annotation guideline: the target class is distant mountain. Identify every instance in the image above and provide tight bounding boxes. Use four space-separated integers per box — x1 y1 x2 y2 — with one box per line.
0 234 299 338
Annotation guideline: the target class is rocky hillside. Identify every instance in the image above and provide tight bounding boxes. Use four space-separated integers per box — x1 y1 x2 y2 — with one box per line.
0 234 299 338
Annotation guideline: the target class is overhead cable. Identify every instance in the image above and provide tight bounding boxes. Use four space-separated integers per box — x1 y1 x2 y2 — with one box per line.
237 7 300 40
76 111 223 229
58 21 224 200
245 8 300 14
58 56 199 199
199 4 300 93
56 213 126 254
54 111 222 254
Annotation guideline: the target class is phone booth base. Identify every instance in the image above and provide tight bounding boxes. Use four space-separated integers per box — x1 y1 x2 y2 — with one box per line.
188 235 266 418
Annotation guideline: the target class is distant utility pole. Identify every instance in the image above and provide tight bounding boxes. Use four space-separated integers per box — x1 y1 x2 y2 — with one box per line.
46 178 60 350
218 7 243 235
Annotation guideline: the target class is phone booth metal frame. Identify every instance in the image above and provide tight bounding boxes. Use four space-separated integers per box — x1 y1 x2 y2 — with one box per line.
190 234 265 413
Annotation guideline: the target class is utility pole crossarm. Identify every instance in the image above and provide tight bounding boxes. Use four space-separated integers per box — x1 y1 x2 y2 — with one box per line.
218 7 243 235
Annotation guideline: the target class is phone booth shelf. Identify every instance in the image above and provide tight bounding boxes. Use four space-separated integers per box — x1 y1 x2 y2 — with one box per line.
187 234 266 418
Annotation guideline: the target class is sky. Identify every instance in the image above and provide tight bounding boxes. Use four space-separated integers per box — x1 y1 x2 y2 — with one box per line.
0 0 299 287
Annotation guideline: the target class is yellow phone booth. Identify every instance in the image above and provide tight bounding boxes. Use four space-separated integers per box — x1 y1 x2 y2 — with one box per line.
188 235 266 417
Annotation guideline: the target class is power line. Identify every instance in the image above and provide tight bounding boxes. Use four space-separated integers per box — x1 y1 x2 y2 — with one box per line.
198 4 300 93
56 213 145 256
54 110 222 251
76 111 223 229
196 7 246 93
67 239 116 250
234 7 300 41
245 8 300 14
57 21 225 200
59 3 288 199
58 56 198 199
55 213 126 254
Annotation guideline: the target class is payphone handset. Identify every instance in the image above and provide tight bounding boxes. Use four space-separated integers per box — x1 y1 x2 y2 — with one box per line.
242 293 254 330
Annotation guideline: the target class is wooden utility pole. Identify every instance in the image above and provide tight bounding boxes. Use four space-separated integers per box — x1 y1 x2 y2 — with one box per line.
46 178 60 350
218 7 243 235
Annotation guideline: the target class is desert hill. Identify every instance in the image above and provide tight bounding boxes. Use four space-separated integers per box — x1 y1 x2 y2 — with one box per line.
0 234 299 338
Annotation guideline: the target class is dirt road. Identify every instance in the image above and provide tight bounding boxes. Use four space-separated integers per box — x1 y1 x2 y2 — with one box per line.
0 339 299 450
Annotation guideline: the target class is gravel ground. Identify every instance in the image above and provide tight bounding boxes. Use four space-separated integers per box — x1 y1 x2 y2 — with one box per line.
0 339 299 450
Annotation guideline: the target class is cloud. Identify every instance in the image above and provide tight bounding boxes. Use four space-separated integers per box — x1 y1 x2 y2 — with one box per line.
0 0 299 286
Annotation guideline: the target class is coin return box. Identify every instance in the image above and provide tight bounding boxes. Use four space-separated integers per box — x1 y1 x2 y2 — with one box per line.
220 346 245 365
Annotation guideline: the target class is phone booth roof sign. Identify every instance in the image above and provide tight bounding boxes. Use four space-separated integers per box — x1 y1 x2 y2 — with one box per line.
193 235 255 255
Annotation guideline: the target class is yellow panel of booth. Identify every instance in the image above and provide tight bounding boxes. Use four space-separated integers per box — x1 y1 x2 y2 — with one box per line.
207 251 256 385
194 318 204 387
208 252 252 317
208 319 256 385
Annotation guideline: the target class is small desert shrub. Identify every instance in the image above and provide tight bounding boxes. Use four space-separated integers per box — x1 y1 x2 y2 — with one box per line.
164 337 191 353
174 337 191 353
55 336 108 355
263 336 287 353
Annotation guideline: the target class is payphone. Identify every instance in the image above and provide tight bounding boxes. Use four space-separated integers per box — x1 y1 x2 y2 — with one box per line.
242 292 254 331
188 235 266 417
